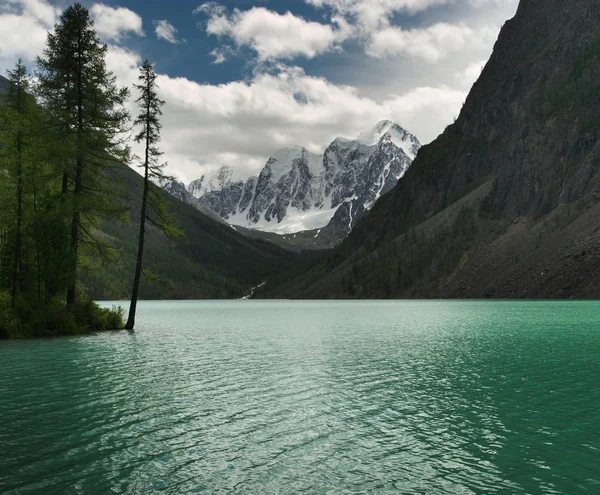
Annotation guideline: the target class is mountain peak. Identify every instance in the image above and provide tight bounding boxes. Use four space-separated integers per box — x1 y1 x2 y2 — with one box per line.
358 120 420 160
374 119 394 131
188 165 238 198
265 146 322 183
358 120 399 145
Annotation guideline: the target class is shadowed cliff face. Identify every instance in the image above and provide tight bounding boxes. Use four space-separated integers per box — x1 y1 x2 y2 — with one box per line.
349 0 600 249
266 0 600 299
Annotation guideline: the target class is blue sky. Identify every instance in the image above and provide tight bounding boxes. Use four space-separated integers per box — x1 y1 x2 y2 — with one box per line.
0 0 519 182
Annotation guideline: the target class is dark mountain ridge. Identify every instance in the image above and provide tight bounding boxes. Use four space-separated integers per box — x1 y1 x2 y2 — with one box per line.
265 0 600 299
360 0 600 240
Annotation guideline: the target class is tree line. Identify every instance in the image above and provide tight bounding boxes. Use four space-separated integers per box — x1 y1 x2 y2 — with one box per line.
0 3 175 338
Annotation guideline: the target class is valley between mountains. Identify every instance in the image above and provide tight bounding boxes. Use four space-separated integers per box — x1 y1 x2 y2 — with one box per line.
55 0 600 300
258 0 600 299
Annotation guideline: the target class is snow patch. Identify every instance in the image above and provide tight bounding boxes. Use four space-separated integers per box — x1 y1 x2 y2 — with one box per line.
229 205 341 234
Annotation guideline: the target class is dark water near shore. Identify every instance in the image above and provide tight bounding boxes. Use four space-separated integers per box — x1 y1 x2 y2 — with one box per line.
1 300 600 493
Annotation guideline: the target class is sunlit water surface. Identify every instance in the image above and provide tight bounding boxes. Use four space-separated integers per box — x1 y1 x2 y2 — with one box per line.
1 300 600 494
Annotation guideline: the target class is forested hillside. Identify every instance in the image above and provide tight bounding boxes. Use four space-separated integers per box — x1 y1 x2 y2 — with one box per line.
81 162 304 300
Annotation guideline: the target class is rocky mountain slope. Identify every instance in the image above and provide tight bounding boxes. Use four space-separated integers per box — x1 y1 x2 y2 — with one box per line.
169 121 420 243
263 0 600 299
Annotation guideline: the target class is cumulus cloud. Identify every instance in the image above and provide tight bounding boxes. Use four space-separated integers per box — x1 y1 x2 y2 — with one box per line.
209 46 237 64
308 0 515 63
195 2 349 62
196 0 515 66
90 4 144 42
143 65 467 182
367 23 498 61
153 19 184 44
3 0 60 26
0 0 519 186
307 0 516 19
306 0 453 28
105 45 142 86
456 60 487 88
0 0 60 70
0 1 145 71
103 42 468 183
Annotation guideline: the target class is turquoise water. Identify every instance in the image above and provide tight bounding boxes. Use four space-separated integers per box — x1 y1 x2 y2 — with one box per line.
1 300 599 493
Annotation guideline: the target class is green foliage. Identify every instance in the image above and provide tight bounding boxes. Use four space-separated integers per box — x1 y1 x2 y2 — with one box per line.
340 206 478 298
0 3 304 337
0 4 130 337
126 60 181 329
0 290 123 339
36 3 131 304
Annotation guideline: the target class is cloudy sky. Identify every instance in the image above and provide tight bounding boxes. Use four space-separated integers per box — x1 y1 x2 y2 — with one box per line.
0 0 518 182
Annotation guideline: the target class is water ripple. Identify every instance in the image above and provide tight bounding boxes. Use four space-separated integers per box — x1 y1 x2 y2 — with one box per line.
1 300 600 493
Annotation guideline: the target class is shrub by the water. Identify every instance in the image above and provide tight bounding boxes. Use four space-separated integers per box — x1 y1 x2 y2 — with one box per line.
0 291 124 339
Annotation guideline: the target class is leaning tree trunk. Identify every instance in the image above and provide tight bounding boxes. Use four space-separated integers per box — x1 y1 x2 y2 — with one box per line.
125 81 151 329
125 143 150 330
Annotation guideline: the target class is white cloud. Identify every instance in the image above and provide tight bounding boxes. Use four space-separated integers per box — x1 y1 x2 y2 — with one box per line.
153 19 184 44
105 45 142 86
195 3 348 61
456 59 487 89
307 0 516 19
195 0 514 67
0 0 59 70
367 23 497 61
306 0 516 62
0 1 145 72
209 46 236 64
90 4 143 42
100 43 468 183
0 0 518 188
143 65 467 182
5 0 60 26
307 0 453 28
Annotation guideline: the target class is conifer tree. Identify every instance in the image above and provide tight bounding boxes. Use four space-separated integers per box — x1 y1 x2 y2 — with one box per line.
126 60 180 330
0 61 35 306
6 62 28 306
36 3 130 306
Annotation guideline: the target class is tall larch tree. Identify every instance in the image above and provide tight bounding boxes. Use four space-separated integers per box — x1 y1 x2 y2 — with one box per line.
126 60 179 330
36 3 130 306
3 61 30 307
0 62 71 311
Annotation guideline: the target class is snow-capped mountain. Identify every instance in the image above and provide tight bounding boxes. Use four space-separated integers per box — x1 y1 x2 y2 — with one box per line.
170 120 420 237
